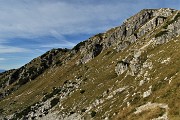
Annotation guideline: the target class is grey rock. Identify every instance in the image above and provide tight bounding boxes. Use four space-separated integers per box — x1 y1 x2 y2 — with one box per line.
115 61 129 76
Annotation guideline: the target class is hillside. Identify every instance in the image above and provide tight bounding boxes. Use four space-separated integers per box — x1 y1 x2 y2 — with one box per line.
0 8 180 120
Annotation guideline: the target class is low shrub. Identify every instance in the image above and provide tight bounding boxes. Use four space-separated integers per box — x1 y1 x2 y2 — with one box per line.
81 108 87 113
155 30 168 38
80 90 85 94
91 111 96 117
50 98 59 108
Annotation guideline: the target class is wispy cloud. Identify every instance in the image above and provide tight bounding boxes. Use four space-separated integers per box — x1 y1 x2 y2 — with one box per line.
0 0 178 39
0 0 179 44
0 58 6 61
0 0 150 39
0 45 29 54
41 43 75 48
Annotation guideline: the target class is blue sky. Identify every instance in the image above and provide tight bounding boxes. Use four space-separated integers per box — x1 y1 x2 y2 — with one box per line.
0 0 179 70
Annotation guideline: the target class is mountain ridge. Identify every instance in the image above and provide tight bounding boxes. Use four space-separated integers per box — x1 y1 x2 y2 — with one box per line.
0 8 180 120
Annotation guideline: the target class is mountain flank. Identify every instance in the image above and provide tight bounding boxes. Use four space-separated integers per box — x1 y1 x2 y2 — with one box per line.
0 8 180 120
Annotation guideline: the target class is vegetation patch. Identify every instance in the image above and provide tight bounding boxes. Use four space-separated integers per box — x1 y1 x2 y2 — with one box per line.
14 106 31 119
80 89 85 94
91 111 96 117
50 98 60 108
0 108 4 114
155 30 168 38
81 108 87 113
42 87 61 102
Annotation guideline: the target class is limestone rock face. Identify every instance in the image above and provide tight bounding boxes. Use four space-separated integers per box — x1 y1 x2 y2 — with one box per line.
115 61 129 76
77 8 175 64
129 57 141 76
103 9 156 50
154 11 180 45
78 33 104 64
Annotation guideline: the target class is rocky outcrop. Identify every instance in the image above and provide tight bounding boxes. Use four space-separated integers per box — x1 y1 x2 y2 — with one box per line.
115 61 129 75
115 49 147 76
134 102 169 120
104 9 156 49
78 33 104 64
7 78 83 120
154 11 180 44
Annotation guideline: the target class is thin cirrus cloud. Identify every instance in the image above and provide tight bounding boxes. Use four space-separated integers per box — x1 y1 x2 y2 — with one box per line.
0 58 6 61
0 45 29 54
0 0 178 40
0 0 151 38
0 0 179 70
0 0 179 38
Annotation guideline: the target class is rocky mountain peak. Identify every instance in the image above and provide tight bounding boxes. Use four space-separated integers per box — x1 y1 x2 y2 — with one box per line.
0 8 180 120
75 8 177 64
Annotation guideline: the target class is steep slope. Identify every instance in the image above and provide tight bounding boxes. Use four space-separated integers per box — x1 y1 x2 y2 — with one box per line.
0 48 70 99
0 8 180 120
